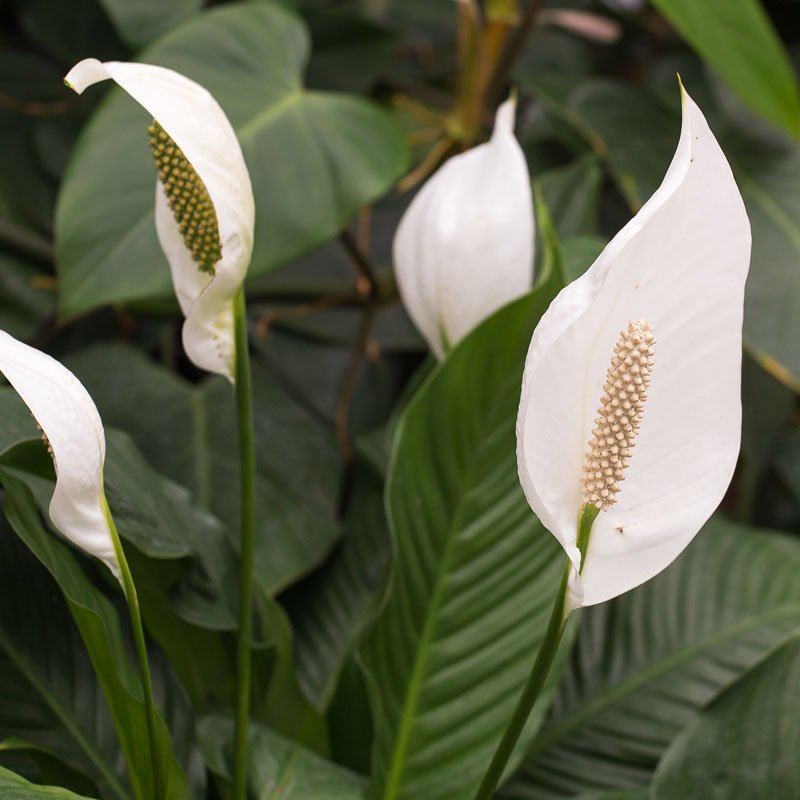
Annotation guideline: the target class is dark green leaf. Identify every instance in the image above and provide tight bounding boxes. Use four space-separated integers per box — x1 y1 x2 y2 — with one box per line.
0 522 127 798
0 765 96 799
652 633 800 798
0 253 55 341
56 1 409 314
199 716 365 799
650 0 800 136
362 268 569 797
537 155 603 238
287 460 391 709
96 0 203 50
499 519 800 799
0 472 191 800
66 343 341 595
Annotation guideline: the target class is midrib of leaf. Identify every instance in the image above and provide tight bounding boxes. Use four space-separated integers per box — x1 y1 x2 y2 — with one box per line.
265 744 301 799
382 381 518 799
237 89 304 143
0 629 129 800
525 605 800 757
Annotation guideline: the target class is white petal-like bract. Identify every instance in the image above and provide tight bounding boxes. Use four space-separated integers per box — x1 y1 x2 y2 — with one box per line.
0 332 118 577
517 86 751 609
65 58 255 381
393 99 534 358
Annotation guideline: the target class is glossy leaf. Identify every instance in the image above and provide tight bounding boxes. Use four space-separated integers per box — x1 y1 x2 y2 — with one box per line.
499 519 800 799
0 522 127 799
65 343 341 595
96 0 202 50
0 470 192 800
650 0 800 135
287 460 391 709
199 716 365 799
651 633 800 798
362 266 569 798
0 765 95 800
56 0 408 315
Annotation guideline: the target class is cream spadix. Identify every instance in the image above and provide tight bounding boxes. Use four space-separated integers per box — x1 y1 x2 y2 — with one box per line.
516 85 751 609
0 331 118 577
393 98 534 358
64 58 255 381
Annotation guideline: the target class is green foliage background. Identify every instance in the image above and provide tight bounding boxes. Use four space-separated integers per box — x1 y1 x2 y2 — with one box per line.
1 0 800 797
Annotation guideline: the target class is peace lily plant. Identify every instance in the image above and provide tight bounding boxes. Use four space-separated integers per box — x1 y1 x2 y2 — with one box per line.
393 97 534 358
474 84 751 798
66 58 257 800
0 331 164 798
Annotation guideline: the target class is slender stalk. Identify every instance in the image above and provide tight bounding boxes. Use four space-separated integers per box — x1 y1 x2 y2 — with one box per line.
473 557 572 800
103 499 163 800
232 286 257 800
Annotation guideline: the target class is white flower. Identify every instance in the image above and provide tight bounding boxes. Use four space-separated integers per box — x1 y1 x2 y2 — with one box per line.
516 86 751 609
393 98 534 358
0 331 118 577
65 59 255 381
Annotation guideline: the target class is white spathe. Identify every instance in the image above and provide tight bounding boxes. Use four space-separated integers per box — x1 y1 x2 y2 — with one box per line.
516 86 751 609
393 98 534 358
65 59 255 381
0 331 119 577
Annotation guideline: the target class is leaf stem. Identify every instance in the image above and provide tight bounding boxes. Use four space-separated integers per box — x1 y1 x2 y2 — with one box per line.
472 556 572 800
103 499 163 800
232 285 256 800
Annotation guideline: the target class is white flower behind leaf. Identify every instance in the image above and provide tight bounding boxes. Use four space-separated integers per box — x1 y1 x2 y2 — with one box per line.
0 331 118 577
517 85 751 609
393 98 534 358
65 58 255 381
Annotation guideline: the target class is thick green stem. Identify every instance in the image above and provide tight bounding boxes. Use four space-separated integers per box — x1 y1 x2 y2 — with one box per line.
103 499 163 800
232 286 256 800
473 557 572 800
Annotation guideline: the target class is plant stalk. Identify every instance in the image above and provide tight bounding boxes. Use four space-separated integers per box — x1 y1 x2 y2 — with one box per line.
472 556 572 800
103 499 163 800
232 285 256 800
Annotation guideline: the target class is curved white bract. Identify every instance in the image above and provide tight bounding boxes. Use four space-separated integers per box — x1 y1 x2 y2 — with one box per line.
517 86 751 609
0 331 118 577
66 58 255 381
393 98 534 358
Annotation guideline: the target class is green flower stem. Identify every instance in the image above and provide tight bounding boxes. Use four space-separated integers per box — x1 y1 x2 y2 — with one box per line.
474 503 602 799
232 285 256 800
577 502 600 571
103 498 163 800
473 556 572 800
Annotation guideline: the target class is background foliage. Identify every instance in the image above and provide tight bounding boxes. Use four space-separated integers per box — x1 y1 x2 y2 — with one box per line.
1 0 800 797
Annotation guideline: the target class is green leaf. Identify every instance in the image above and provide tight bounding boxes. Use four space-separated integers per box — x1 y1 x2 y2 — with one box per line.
96 0 203 50
56 0 409 315
536 155 603 238
0 765 96 799
651 633 800 798
0 252 55 341
0 522 128 798
65 343 341 595
286 459 391 709
649 0 800 136
0 738 98 796
0 472 191 800
361 267 568 797
198 716 365 799
498 519 800 799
